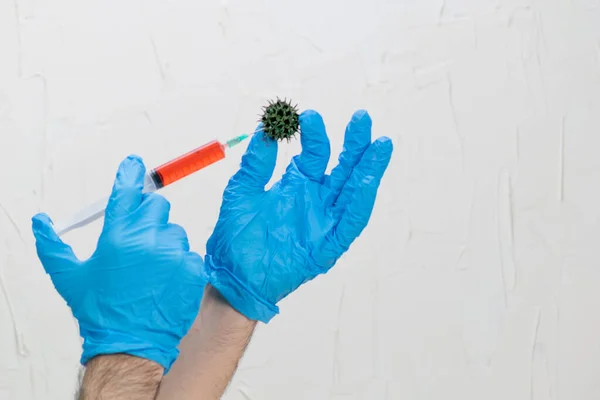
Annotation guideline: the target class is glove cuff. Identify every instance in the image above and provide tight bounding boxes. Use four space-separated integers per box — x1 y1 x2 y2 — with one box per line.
204 255 279 323
80 326 179 374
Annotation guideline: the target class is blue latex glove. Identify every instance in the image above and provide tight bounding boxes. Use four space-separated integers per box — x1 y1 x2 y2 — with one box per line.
32 155 206 373
205 110 393 323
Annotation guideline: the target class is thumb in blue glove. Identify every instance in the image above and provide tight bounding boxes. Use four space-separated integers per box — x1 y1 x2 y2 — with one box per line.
205 110 393 323
32 155 206 373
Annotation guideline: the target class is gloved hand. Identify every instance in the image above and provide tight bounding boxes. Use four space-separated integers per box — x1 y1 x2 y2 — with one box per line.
205 110 393 323
32 155 206 373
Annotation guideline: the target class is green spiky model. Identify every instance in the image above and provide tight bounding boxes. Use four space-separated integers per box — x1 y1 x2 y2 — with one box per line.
260 98 300 142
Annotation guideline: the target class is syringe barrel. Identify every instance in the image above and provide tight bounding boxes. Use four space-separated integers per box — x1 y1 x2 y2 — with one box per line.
151 140 226 188
54 138 237 236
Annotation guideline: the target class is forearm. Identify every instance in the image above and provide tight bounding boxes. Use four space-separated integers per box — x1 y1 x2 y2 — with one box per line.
78 354 163 400
157 284 257 400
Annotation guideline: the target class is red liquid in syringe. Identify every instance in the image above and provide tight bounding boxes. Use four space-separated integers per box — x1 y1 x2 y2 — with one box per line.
149 140 226 188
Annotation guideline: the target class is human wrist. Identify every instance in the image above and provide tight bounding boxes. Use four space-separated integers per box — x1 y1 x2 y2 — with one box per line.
78 354 163 400
197 283 258 356
203 284 258 329
155 284 256 399
204 254 278 323
80 324 180 373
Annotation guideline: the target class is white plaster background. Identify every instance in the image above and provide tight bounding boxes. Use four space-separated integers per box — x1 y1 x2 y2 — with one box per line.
1 0 600 399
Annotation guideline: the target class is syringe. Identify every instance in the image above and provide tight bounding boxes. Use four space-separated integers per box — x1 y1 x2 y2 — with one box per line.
53 133 251 236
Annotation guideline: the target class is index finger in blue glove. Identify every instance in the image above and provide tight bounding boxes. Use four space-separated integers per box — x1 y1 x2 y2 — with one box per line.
105 155 146 221
331 137 393 250
325 110 372 195
162 223 190 252
226 128 278 195
140 192 171 225
157 251 206 329
183 251 206 280
294 110 331 182
32 213 80 274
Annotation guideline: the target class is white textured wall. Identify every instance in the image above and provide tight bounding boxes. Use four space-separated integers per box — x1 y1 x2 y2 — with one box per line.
1 0 600 399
